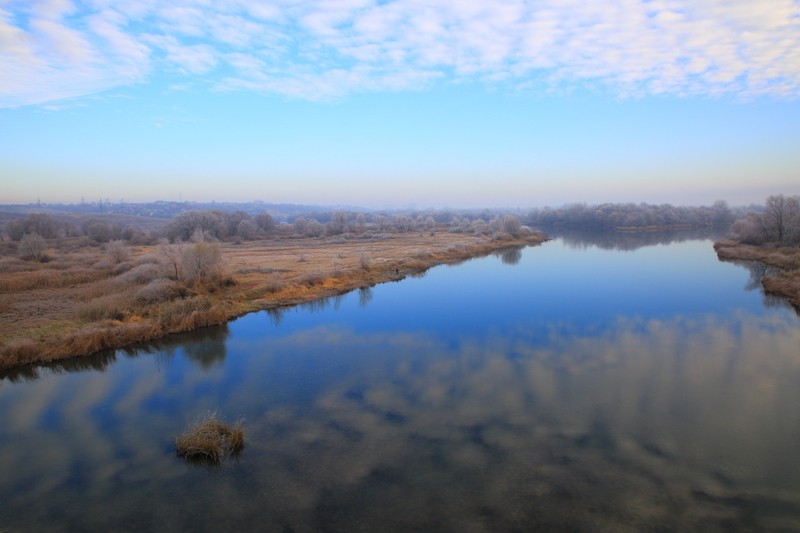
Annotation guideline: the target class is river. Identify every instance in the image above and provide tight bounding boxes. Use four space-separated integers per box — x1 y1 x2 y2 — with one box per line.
1 231 799 531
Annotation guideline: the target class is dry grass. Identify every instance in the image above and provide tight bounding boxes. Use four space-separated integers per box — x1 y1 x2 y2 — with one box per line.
113 263 163 286
1 231 548 370
715 240 800 312
175 412 245 464
76 293 131 321
0 268 109 292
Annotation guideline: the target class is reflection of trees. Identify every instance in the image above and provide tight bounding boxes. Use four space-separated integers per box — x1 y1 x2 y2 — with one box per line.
493 247 522 265
554 227 724 251
358 287 373 307
298 297 331 314
181 326 229 370
0 349 121 383
0 324 233 382
726 260 794 313
738 260 780 291
265 308 284 326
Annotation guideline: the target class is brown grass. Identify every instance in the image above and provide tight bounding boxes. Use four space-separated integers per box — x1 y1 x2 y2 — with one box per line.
76 293 131 322
715 240 800 312
0 231 548 370
175 412 245 464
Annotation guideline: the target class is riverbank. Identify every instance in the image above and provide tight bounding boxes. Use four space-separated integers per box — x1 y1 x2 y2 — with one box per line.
714 239 800 312
0 231 547 370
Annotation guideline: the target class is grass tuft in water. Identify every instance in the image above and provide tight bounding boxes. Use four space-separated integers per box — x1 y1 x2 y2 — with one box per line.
175 412 245 464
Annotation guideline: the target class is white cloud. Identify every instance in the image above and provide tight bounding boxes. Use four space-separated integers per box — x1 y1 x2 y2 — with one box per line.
1 0 799 107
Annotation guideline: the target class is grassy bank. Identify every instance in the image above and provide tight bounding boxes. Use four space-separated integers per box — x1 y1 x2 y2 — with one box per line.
714 239 800 312
0 231 547 371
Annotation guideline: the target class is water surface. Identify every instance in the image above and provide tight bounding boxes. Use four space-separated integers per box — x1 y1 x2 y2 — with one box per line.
2 233 799 531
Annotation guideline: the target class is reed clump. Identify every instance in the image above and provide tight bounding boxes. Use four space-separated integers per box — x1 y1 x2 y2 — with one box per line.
175 412 245 464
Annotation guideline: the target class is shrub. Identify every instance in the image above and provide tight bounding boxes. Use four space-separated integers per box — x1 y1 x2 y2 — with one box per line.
501 215 522 237
181 242 223 284
136 278 184 303
175 412 245 464
111 261 135 275
114 263 163 286
263 272 284 293
135 253 162 266
236 219 258 241
106 240 131 263
19 233 47 261
93 259 114 270
297 271 328 286
76 293 129 321
359 252 371 271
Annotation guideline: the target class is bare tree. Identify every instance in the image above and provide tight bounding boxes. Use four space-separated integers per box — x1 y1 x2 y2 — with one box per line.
501 215 522 237
305 219 326 237
292 217 309 236
254 213 276 235
327 210 348 235
764 194 800 242
237 219 258 241
7 213 60 241
19 232 47 261
181 242 223 284
159 238 185 280
106 240 131 263
83 219 112 243
730 212 768 244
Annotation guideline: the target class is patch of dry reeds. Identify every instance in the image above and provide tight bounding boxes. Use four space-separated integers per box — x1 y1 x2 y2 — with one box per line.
175 412 245 464
0 339 40 368
76 293 130 321
262 272 285 293
0 268 109 292
53 321 160 358
763 272 800 310
154 296 228 329
296 270 329 286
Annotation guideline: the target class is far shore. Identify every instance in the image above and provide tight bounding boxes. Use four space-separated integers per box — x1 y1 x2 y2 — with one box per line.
714 239 800 312
0 231 548 371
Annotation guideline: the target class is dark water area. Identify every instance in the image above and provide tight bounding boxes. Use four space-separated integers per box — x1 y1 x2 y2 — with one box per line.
2 231 800 531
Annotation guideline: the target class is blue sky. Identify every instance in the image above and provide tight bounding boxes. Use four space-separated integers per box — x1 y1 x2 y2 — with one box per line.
1 0 799 208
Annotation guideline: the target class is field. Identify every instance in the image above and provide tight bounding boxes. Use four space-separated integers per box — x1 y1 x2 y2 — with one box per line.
0 230 547 370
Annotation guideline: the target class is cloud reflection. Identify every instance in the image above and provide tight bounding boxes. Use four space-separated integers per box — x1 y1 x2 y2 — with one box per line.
2 311 800 530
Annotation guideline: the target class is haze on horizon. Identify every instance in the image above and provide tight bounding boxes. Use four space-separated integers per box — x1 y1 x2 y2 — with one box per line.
1 0 799 209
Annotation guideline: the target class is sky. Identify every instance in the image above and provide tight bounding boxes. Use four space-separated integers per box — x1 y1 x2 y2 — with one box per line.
1 0 799 209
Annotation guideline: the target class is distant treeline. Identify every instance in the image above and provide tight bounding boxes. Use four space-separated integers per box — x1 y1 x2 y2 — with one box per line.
0 207 530 248
524 200 742 230
5 198 789 251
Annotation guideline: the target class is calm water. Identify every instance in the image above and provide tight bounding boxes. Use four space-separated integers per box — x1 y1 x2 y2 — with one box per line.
2 233 800 532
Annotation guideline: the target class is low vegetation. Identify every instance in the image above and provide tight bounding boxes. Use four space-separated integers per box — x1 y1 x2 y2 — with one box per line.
0 208 548 370
716 194 800 312
175 412 245 464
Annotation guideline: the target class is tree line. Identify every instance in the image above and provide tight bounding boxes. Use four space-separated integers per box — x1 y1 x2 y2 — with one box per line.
0 208 531 264
524 200 739 230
